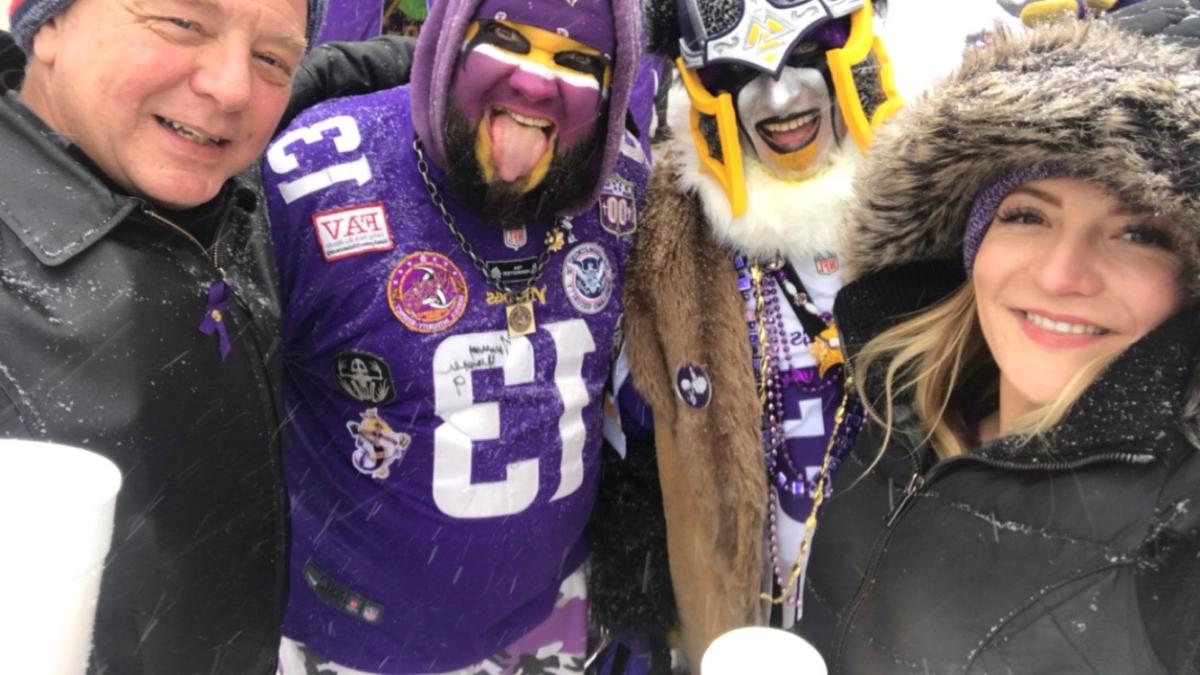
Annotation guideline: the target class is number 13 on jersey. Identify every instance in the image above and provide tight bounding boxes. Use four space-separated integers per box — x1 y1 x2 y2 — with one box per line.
432 320 597 519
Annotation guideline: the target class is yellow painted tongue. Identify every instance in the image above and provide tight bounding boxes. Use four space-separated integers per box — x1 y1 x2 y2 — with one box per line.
475 113 553 191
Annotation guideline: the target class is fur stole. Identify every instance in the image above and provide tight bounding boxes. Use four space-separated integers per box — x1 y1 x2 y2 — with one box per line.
623 150 767 668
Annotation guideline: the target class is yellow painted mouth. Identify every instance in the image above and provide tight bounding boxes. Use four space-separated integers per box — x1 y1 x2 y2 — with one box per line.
769 142 822 173
757 114 824 173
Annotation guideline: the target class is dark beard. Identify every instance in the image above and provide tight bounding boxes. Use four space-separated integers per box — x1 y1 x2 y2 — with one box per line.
441 105 604 230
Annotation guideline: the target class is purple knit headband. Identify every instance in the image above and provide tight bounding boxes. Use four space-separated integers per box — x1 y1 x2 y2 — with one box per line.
962 165 1061 276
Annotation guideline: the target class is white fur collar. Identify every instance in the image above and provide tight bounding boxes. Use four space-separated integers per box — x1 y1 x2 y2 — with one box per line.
663 83 858 261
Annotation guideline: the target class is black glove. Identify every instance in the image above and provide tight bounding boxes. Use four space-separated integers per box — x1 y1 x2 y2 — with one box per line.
280 35 417 132
1108 0 1200 46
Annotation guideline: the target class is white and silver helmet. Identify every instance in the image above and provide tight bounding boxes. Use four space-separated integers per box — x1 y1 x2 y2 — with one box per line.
651 0 901 215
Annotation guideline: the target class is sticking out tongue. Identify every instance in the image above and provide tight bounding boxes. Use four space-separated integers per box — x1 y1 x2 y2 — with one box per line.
489 111 551 182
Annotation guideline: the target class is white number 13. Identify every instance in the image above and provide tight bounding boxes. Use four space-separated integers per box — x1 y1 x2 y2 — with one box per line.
431 320 596 519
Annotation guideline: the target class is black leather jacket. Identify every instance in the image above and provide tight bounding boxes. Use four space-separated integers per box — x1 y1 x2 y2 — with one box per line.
0 28 416 673
0 48 286 675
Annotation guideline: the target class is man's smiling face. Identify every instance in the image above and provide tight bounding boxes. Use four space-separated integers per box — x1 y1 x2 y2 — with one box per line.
20 0 307 209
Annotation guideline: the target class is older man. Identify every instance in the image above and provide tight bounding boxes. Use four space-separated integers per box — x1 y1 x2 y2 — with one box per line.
0 0 323 672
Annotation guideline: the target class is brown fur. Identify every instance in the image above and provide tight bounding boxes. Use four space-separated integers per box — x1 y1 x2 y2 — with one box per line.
624 149 768 666
844 21 1200 286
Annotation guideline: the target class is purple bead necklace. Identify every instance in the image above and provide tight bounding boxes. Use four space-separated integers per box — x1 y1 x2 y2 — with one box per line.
734 254 865 606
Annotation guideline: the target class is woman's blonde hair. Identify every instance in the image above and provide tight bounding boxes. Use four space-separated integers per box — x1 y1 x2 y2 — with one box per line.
853 283 1114 460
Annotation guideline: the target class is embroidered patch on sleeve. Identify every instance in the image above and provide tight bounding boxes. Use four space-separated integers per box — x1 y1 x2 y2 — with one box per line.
598 175 637 237
311 203 394 262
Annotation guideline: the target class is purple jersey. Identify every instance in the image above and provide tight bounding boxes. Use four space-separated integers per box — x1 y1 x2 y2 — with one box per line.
262 85 648 673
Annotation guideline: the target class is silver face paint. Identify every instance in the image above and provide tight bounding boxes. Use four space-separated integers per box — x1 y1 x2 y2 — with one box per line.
735 65 847 179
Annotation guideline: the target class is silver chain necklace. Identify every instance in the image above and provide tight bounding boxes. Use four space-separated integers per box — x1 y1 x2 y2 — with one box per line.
411 136 564 337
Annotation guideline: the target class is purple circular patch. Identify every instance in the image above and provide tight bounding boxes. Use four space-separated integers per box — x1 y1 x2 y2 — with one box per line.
386 252 469 334
675 364 713 409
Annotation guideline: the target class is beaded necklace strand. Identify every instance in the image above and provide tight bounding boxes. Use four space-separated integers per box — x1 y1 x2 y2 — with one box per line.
734 254 865 606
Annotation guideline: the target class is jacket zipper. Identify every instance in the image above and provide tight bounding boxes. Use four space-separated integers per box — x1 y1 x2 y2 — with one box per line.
830 434 1154 670
141 199 291 628
140 204 225 273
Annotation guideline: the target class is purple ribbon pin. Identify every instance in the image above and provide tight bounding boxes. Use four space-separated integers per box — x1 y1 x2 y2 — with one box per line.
198 280 232 361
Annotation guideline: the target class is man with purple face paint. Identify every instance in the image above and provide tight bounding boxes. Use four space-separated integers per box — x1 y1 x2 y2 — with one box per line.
261 0 647 672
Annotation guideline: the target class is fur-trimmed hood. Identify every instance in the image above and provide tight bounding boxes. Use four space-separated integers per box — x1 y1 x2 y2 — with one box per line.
843 20 1200 285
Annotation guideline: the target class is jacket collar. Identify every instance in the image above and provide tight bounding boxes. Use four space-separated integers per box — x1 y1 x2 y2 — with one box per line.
837 261 1200 466
0 92 138 267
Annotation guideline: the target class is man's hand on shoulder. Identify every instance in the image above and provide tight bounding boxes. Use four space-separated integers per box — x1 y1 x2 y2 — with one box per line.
281 35 417 133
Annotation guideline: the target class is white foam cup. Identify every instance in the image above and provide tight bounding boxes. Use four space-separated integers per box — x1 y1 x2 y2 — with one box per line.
702 626 828 675
0 439 122 674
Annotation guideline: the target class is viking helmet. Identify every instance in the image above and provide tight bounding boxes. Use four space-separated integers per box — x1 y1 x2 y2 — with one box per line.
663 0 901 216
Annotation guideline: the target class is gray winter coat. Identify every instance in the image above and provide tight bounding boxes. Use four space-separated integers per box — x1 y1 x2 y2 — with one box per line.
799 22 1200 674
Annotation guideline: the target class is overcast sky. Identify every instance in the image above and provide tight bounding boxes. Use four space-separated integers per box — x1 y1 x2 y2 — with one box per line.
884 0 1025 99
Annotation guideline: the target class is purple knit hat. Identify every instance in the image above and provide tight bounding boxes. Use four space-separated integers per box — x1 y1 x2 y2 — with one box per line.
411 0 641 217
8 0 328 54
962 165 1061 276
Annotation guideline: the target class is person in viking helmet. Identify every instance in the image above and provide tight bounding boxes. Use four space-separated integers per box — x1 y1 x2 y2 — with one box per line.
588 0 901 670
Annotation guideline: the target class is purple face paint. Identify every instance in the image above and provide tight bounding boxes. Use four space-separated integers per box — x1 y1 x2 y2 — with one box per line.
451 23 608 152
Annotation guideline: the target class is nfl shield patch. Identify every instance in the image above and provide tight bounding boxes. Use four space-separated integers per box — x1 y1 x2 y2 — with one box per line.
815 252 840 276
503 225 527 251
598 175 637 237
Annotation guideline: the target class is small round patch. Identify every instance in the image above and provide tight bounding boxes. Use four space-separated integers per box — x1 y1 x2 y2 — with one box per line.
675 364 713 409
387 252 469 334
562 242 613 315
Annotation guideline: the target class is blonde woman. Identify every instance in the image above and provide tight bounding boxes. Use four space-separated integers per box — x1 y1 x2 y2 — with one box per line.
796 21 1200 674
